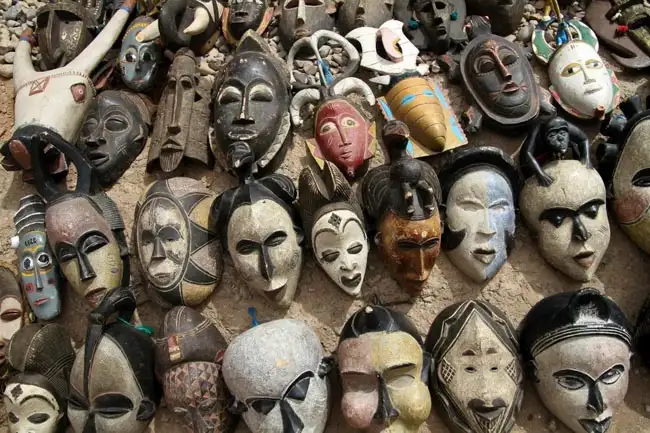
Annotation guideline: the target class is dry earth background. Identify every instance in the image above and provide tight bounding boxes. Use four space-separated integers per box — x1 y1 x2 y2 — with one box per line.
0 25 649 433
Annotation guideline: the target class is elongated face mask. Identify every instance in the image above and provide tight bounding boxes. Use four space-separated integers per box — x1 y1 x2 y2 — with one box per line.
119 17 162 91
4 383 62 433
18 232 60 320
279 0 334 47
337 0 394 33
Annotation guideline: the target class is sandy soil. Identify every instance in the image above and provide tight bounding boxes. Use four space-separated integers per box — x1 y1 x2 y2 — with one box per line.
0 46 649 433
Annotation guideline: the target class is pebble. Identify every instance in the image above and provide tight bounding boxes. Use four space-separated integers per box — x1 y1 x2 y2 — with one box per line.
505 34 517 42
294 59 311 69
547 419 558 432
4 4 23 21
645 404 650 413
524 3 536 13
318 44 331 57
0 63 12 78
0 0 10 9
293 70 308 84
303 62 318 75
517 24 533 43
24 8 35 20
4 51 13 63
5 19 16 26
331 53 344 66
430 61 441 73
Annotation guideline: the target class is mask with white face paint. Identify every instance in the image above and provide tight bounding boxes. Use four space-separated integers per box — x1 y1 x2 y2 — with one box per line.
298 162 368 296
4 382 61 433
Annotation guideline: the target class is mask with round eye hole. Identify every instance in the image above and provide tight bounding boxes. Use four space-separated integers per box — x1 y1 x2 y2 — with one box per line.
119 16 162 92
278 0 334 49
425 300 523 433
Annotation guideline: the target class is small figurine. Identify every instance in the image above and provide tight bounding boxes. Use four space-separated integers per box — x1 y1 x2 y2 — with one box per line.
278 0 335 49
464 0 524 35
68 287 160 433
425 300 523 433
0 266 24 375
119 17 163 92
361 120 442 295
154 307 237 433
532 19 621 120
222 319 332 433
4 324 75 433
336 0 395 34
212 31 291 176
11 194 61 320
519 289 632 433
298 162 368 297
147 49 213 173
135 178 223 307
520 116 591 187
337 305 431 432
438 147 521 283
221 0 274 45
210 143 303 309
79 90 152 188
520 159 610 281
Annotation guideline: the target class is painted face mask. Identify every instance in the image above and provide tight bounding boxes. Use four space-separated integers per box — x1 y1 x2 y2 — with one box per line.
212 32 291 175
520 159 610 281
338 305 431 432
0 267 23 373
438 147 521 283
4 324 75 433
223 319 332 433
222 0 274 44
532 21 620 120
11 195 61 321
155 307 236 433
279 0 334 48
361 120 442 295
464 0 523 35
135 178 223 307
337 0 395 34
147 49 212 173
119 17 162 92
79 90 151 188
412 0 451 54
425 300 523 433
68 287 160 433
298 162 368 297
520 289 632 433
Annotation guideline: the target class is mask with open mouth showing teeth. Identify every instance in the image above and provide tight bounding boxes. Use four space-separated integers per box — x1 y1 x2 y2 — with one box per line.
337 305 431 433
520 159 610 281
135 178 223 307
298 162 368 297
519 289 632 433
222 319 332 433
438 147 520 283
425 300 523 433
79 90 152 188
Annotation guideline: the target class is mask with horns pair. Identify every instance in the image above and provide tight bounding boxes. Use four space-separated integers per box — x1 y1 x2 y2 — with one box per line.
361 120 443 295
210 142 303 309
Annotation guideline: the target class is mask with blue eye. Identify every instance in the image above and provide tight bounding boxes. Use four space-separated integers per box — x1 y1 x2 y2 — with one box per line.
119 16 162 92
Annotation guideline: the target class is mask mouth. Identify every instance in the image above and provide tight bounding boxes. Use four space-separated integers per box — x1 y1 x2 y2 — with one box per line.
502 81 520 94
152 271 175 285
294 27 310 39
341 273 362 288
472 247 496 264
232 10 251 23
579 417 612 433
33 297 51 306
584 84 603 95
573 250 595 268
85 288 108 307
87 151 109 167
264 283 287 301
227 129 258 141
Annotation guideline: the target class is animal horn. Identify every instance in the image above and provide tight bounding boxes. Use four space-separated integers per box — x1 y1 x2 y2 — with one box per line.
332 77 376 105
184 7 210 35
290 89 322 127
136 19 161 42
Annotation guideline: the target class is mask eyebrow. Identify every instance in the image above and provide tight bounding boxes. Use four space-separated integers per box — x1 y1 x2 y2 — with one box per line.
18 395 57 410
385 362 416 372
578 198 605 212
313 227 338 240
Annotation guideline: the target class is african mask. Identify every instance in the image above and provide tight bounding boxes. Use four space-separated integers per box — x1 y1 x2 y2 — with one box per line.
211 143 303 308
461 34 540 130
0 267 23 372
425 300 523 433
212 31 291 176
464 0 523 35
361 121 442 295
298 162 368 297
337 0 395 34
520 159 610 281
532 21 620 120
438 147 521 283
147 49 212 173
412 0 452 54
68 287 160 433
338 305 431 432
223 319 332 433
119 17 162 92
154 307 237 433
279 0 335 49
4 323 75 433
519 289 632 433
79 90 152 188
135 178 223 307
222 0 274 44
11 194 61 321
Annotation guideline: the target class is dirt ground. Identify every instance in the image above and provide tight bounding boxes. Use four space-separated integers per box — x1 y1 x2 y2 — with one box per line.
0 46 650 433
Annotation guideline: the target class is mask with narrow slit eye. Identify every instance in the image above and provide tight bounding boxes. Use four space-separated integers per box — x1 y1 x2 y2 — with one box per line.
0 267 24 357
278 0 334 48
337 0 394 33
222 319 331 433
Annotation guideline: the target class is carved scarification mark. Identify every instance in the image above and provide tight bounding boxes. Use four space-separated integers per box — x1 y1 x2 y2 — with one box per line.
328 213 342 229
29 77 50 96
440 358 455 384
505 358 519 383
10 384 23 399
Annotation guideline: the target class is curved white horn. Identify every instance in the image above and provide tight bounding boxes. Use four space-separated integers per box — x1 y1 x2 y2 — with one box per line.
184 7 210 36
136 19 161 42
332 77 376 105
290 89 322 127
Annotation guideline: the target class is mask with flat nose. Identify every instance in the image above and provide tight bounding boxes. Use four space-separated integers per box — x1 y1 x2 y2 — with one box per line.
413 0 451 54
278 0 334 49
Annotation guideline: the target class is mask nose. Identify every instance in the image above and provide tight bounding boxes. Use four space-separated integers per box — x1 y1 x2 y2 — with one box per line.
78 253 96 281
233 100 255 125
280 400 304 433
340 256 356 271
259 246 275 281
85 135 106 148
151 238 167 260
587 384 606 415
34 270 44 291
572 216 591 242
478 210 497 236
373 375 399 424
296 0 306 25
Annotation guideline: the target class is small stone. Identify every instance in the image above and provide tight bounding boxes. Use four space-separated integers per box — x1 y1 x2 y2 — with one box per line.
331 53 344 66
272 35 280 43
505 34 517 42
645 405 650 413
307 74 318 85
318 44 331 57
327 38 341 47
0 0 10 9
524 3 536 13
0 64 12 78
529 19 538 27
304 62 318 75
25 8 36 20
6 20 17 27
530 13 543 20
534 0 545 8
517 24 533 43
4 51 14 63
294 59 310 70
430 61 441 73
4 4 24 20
293 70 308 84
547 419 557 432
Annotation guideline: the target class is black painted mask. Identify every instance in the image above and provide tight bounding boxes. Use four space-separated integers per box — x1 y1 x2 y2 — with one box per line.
414 0 451 54
79 90 151 188
225 0 270 41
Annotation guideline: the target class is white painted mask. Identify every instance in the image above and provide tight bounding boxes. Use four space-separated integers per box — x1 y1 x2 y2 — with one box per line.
520 160 610 281
4 383 62 433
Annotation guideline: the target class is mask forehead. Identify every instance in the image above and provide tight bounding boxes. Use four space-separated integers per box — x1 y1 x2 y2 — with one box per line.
443 310 514 360
448 169 513 209
381 209 442 243
45 197 114 246
316 100 366 126
228 200 294 244
312 210 365 244
341 332 423 373
4 383 59 410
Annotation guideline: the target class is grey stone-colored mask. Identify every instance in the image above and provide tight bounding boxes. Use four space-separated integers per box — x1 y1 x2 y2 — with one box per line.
336 0 395 34
278 0 334 49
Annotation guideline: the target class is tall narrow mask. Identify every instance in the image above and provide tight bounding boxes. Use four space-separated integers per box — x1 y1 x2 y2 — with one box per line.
438 147 521 282
147 49 213 173
425 300 523 433
519 289 632 433
222 319 332 433
336 0 395 34
278 0 335 48
298 162 368 297
119 17 162 92
11 194 61 320
222 0 274 44
337 305 431 432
